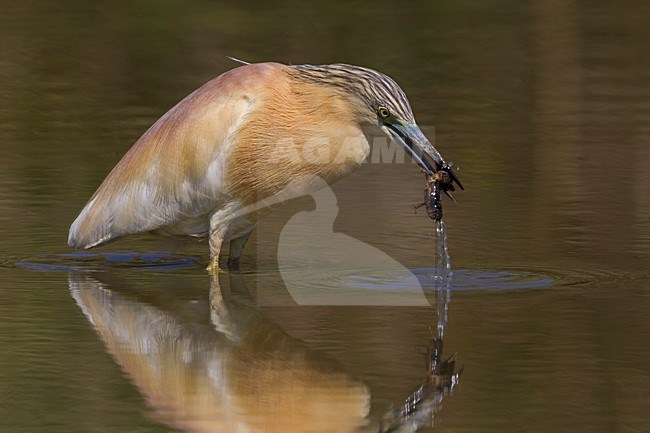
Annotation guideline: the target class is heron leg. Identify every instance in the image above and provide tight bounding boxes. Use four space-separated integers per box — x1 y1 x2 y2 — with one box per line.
207 229 224 274
227 232 252 272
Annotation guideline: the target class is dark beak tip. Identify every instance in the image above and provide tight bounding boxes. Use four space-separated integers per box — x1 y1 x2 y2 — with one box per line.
448 169 464 190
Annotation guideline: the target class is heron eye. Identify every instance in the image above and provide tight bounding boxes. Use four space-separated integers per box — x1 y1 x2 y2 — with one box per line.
377 106 391 119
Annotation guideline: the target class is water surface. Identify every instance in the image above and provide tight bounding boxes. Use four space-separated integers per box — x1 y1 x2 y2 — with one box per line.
1 1 650 432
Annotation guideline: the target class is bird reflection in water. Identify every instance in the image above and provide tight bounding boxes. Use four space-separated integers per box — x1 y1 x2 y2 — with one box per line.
69 273 371 433
68 222 461 433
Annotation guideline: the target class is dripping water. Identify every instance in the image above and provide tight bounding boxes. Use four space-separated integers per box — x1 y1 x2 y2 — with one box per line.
434 221 452 339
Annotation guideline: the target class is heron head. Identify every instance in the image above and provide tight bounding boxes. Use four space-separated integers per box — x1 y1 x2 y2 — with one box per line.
292 63 462 190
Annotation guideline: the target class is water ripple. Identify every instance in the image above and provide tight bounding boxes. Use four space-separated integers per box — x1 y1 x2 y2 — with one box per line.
14 251 201 272
345 267 630 293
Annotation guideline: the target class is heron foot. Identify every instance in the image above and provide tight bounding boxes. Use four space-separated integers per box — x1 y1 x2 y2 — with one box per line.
206 256 220 274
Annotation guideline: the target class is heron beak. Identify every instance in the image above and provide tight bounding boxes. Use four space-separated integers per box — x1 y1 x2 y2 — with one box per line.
381 122 464 190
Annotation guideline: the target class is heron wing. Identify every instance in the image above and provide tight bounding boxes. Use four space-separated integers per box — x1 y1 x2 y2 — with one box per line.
68 64 278 249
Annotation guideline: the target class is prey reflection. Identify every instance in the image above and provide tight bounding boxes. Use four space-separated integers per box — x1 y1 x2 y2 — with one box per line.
381 337 462 432
69 273 370 433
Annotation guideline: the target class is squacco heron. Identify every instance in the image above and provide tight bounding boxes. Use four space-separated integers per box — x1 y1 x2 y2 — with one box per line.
68 62 462 272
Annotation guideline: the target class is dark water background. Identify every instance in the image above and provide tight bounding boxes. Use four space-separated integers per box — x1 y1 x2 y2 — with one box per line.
1 1 649 432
